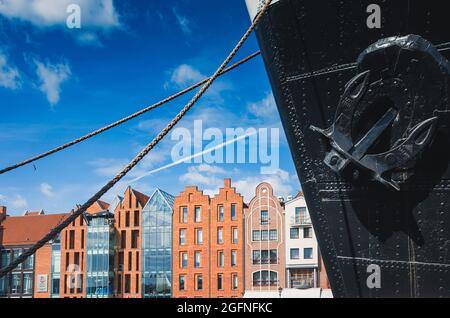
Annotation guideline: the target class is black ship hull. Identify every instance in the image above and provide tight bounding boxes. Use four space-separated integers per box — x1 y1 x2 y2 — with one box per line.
250 0 450 297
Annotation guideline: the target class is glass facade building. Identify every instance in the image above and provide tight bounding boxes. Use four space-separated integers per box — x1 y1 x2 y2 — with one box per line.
85 213 115 298
142 189 174 298
0 248 34 298
51 235 61 298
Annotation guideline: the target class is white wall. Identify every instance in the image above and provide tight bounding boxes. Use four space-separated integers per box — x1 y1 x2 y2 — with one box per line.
284 196 318 268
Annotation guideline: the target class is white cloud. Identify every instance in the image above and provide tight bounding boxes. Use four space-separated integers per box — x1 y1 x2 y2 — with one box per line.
179 164 225 188
39 183 55 197
89 158 128 178
75 32 103 47
234 168 299 203
173 8 191 35
35 60 71 106
0 0 120 28
169 64 204 87
247 92 278 119
0 194 6 202
0 52 21 90
11 195 27 209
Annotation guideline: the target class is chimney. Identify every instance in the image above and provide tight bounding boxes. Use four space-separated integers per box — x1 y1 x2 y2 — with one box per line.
0 206 6 222
224 178 231 188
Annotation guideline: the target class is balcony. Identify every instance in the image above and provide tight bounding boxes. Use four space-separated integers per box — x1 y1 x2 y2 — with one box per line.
291 215 311 226
252 258 278 265
253 280 279 287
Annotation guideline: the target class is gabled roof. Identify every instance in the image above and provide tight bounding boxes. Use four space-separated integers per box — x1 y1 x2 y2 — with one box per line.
86 200 110 215
132 189 150 207
0 213 69 246
157 189 174 208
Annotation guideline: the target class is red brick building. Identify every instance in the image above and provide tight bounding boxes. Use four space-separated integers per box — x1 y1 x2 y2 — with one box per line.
172 179 245 298
0 206 68 298
114 187 149 298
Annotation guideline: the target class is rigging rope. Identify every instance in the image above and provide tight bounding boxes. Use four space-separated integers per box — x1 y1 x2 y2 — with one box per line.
0 0 273 279
0 51 261 175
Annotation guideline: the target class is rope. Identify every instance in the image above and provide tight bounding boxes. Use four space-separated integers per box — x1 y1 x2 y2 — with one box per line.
0 52 261 175
0 0 273 279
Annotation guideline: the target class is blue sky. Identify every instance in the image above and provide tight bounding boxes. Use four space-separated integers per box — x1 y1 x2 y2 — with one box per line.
0 0 300 215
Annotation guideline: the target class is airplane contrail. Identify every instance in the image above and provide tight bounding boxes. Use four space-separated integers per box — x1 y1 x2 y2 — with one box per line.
129 130 258 184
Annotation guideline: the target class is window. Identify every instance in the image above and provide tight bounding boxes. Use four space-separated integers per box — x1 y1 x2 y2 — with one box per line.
295 207 308 224
290 228 299 239
124 274 131 293
232 274 238 290
125 211 130 227
218 205 224 222
290 248 300 260
65 253 70 271
80 216 83 226
218 251 224 268
217 274 223 290
121 230 126 249
11 273 21 294
252 230 260 241
217 228 223 244
74 252 80 267
252 250 260 264
179 275 185 291
304 227 313 238
194 252 201 268
260 210 269 224
232 228 238 244
196 275 203 291
81 229 85 249
231 204 236 220
181 252 188 268
77 274 83 293
231 250 237 267
253 250 277 264
118 212 121 228
261 230 269 241
134 210 139 227
181 207 188 223
179 229 186 245
132 252 137 272
304 248 313 259
65 231 68 249
253 270 278 287
128 252 132 271
196 228 203 245
69 230 75 249
118 274 122 294
23 253 34 270
269 229 277 241
131 230 139 249
118 252 124 271
136 274 139 294
194 207 201 223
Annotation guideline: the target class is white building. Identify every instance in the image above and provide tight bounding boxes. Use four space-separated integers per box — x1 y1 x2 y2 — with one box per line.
284 193 320 289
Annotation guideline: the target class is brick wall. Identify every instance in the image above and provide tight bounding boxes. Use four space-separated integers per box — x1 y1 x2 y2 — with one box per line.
33 244 52 298
114 187 144 298
210 179 245 298
173 186 210 298
60 214 87 298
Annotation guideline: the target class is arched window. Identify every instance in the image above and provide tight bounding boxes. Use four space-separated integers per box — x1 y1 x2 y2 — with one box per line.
252 270 278 287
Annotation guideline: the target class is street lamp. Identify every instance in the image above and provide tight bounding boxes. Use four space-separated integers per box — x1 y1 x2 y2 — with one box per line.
278 287 283 298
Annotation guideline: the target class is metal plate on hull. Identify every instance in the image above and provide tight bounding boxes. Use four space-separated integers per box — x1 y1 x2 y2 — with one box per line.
251 0 450 297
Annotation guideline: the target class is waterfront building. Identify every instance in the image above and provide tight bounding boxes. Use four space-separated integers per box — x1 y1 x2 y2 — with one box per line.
172 179 245 298
141 189 174 298
244 182 286 293
0 207 68 298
